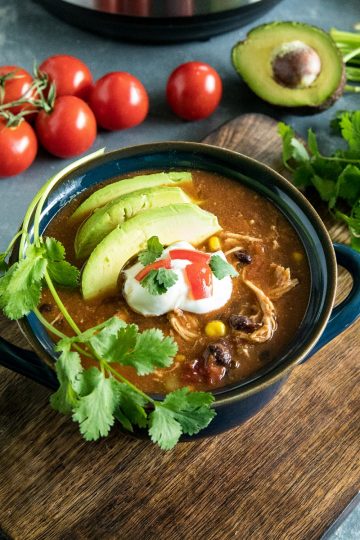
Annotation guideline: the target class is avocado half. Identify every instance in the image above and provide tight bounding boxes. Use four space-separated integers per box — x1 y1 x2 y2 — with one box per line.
231 22 345 109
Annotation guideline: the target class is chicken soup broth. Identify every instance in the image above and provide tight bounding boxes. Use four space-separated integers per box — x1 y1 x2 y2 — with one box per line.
41 170 310 393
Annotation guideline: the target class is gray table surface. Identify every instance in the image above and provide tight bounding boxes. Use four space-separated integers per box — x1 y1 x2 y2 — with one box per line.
0 0 359 538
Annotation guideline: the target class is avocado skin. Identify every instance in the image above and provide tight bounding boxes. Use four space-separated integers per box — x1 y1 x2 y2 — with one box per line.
231 21 345 111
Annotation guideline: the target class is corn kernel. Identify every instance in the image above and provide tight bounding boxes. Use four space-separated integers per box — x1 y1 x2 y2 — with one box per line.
205 320 227 338
208 236 221 252
176 354 186 362
292 251 304 263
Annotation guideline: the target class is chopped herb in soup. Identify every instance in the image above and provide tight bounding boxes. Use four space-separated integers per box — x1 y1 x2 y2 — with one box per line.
41 169 310 393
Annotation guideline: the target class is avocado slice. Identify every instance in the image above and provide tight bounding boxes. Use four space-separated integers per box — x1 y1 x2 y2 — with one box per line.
81 203 221 301
232 22 345 109
71 171 192 223
75 186 193 260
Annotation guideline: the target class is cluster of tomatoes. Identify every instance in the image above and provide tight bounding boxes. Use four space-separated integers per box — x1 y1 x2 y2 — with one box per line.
0 55 222 178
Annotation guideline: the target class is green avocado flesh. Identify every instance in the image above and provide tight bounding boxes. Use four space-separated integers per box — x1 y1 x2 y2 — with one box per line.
75 186 193 260
232 22 344 108
81 204 221 301
71 171 192 223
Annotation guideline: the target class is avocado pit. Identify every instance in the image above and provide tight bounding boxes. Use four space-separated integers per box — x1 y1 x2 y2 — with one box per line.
271 40 321 89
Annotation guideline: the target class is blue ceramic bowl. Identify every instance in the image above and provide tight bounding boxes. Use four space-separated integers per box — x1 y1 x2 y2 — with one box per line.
1 142 360 436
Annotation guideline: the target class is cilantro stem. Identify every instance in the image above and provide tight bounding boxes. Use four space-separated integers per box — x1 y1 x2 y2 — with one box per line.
343 46 360 64
3 230 25 257
44 270 82 335
313 154 360 164
105 363 156 405
33 307 68 340
345 84 360 93
39 272 155 406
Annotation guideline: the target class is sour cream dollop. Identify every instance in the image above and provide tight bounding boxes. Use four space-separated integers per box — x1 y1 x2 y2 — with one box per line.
123 241 233 316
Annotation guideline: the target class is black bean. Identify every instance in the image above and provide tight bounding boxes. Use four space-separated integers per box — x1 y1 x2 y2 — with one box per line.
229 314 262 333
39 303 53 313
203 339 232 367
234 250 252 265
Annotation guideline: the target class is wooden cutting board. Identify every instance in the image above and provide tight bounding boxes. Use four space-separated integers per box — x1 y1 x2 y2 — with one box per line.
0 114 359 540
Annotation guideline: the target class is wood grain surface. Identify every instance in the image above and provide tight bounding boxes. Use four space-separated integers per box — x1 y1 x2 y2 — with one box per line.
0 113 359 540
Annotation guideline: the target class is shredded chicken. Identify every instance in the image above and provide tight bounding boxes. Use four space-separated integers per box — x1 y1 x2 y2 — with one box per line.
269 263 299 300
50 312 64 326
221 231 262 244
236 271 277 343
225 245 244 256
168 308 201 342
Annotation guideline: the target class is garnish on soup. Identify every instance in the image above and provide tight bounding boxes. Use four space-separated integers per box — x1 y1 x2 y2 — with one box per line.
0 156 310 449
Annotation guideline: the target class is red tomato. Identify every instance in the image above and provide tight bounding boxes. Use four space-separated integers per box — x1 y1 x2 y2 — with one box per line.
35 96 96 158
135 257 171 281
166 62 222 121
0 118 37 177
39 55 93 100
89 72 149 131
169 249 210 264
185 262 213 300
0 66 36 115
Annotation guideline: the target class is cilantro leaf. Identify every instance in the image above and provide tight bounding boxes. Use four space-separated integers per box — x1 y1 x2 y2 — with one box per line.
60 316 177 376
115 383 148 431
311 174 337 203
307 129 320 156
47 260 80 287
138 236 164 265
149 387 216 450
0 252 8 273
45 237 80 287
50 348 83 414
123 328 178 375
88 317 131 359
140 268 178 295
72 368 119 441
210 255 238 279
340 111 360 155
278 122 309 168
149 407 182 450
0 245 47 319
336 165 360 206
45 237 65 261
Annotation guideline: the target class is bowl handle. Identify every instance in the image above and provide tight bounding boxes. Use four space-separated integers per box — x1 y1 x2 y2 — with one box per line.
303 242 360 362
0 336 58 389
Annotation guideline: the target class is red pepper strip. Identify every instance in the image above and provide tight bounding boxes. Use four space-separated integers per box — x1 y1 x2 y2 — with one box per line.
135 257 171 281
185 261 213 300
169 249 210 264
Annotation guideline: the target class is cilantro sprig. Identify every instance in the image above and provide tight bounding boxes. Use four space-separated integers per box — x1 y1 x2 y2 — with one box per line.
138 236 164 265
278 112 360 250
140 268 178 295
0 237 79 320
0 154 216 449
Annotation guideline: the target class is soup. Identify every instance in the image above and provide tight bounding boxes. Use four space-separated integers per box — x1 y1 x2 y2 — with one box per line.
40 169 310 393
